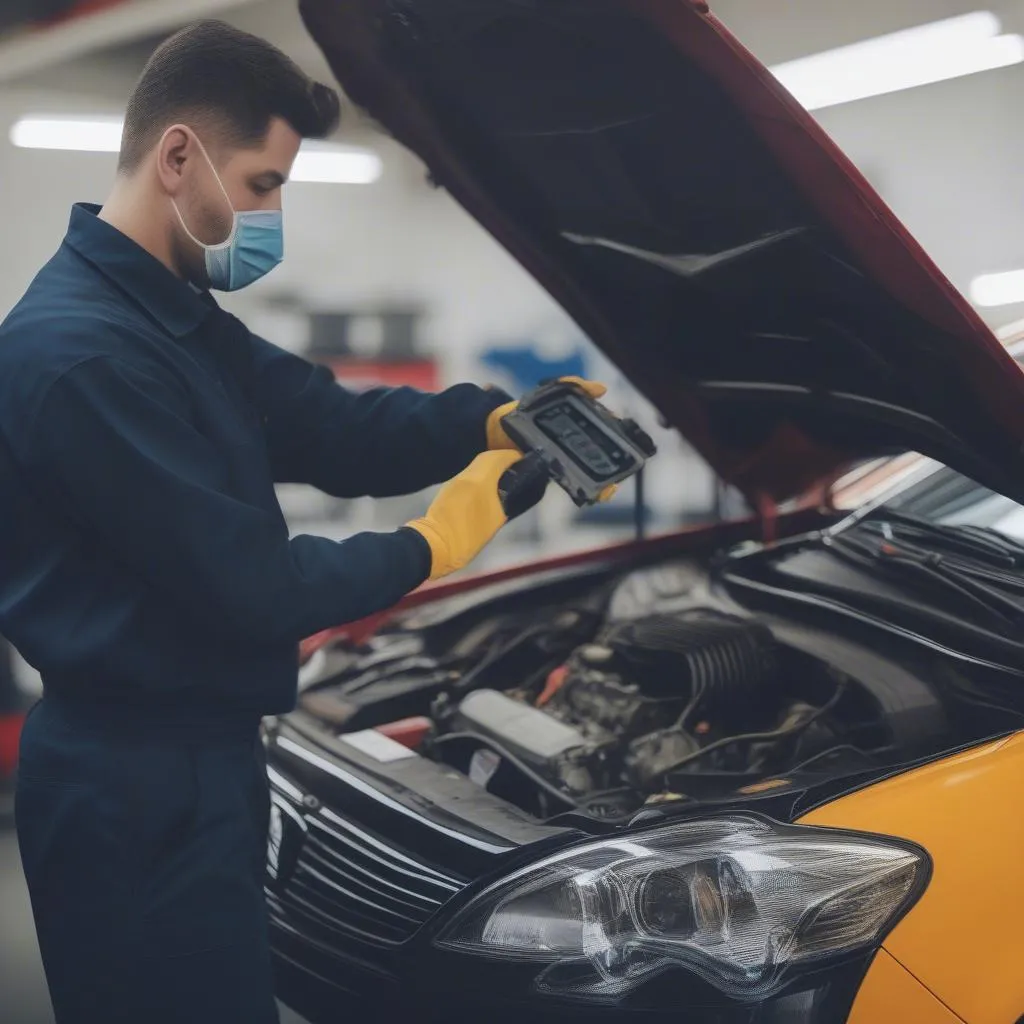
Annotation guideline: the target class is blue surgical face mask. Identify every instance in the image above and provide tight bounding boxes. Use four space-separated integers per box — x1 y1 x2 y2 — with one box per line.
171 135 284 292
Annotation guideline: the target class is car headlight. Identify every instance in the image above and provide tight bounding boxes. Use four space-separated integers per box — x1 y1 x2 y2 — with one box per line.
435 815 927 1001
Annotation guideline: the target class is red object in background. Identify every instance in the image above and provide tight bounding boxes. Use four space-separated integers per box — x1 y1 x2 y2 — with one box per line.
0 712 24 780
38 0 126 27
375 716 432 749
328 359 439 392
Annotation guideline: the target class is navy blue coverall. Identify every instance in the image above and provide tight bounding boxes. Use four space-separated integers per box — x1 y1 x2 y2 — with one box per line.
0 204 508 1022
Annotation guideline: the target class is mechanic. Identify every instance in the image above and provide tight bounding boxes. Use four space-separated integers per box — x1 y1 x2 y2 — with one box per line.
0 20 603 1024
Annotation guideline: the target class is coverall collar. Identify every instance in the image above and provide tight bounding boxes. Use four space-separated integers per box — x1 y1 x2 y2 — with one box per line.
64 202 213 339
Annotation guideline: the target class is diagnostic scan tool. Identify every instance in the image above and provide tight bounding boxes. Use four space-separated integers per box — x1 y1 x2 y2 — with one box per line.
498 380 657 515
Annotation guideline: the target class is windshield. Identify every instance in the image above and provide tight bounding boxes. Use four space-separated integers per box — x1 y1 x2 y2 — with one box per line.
880 465 1024 542
833 344 1024 539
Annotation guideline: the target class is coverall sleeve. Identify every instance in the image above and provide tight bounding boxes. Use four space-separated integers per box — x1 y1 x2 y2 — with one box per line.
246 331 511 497
27 356 431 645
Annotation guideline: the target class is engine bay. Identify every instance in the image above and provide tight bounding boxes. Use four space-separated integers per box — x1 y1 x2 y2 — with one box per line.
434 603 871 819
294 521 1024 824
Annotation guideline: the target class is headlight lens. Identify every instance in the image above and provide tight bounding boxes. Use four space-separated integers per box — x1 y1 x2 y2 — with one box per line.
436 815 925 1000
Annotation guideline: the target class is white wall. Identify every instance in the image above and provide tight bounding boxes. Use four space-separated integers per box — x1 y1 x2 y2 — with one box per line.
0 89 572 389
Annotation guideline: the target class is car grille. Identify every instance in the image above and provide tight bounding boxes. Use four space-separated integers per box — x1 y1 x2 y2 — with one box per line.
272 806 465 960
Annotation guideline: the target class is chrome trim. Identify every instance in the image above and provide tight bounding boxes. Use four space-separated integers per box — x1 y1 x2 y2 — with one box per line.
312 812 460 891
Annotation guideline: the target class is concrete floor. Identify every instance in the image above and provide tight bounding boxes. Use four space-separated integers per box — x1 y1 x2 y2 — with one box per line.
1 804 51 1024
0 808 308 1024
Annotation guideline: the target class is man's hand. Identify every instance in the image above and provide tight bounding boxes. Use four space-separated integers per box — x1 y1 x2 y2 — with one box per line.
485 377 618 503
406 450 524 580
485 376 607 450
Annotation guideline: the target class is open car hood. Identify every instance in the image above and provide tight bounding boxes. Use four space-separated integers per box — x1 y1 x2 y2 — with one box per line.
300 0 1024 506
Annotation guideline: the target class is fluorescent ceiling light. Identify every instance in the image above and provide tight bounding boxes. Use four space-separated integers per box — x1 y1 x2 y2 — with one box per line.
9 116 381 184
970 270 1024 307
771 11 1024 111
291 143 382 185
10 115 122 152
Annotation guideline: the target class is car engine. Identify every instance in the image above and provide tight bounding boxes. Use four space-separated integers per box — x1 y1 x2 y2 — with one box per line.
296 554 971 821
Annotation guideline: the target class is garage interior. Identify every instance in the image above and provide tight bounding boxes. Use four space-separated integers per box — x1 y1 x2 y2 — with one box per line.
4 1 1024 1021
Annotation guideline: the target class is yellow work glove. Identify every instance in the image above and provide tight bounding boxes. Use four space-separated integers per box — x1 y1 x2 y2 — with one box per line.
406 450 524 581
485 376 607 450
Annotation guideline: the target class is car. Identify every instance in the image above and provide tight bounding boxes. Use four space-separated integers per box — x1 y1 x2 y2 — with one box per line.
263 2 1024 1022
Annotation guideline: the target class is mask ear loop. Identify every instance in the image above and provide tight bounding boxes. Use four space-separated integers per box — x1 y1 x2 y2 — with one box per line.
169 130 238 252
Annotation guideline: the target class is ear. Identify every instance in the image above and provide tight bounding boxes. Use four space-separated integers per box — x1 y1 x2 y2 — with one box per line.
155 125 193 196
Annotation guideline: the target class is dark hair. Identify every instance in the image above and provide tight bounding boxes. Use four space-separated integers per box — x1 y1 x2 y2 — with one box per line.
119 19 341 172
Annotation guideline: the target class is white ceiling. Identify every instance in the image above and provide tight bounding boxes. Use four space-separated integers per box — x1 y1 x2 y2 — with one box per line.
712 0 1023 61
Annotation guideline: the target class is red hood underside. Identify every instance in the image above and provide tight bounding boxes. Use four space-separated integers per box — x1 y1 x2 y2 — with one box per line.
301 0 1024 506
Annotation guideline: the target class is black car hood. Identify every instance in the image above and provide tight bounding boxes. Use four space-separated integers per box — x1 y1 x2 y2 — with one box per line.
300 0 1024 506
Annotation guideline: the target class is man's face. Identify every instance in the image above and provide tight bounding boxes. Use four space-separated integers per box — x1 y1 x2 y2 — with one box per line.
168 116 301 286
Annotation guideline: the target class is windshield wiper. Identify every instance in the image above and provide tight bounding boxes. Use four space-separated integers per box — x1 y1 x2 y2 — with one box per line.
860 509 1024 567
822 530 1024 636
861 511 1024 596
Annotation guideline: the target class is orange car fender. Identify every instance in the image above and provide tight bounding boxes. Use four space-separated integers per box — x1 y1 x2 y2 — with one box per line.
846 949 964 1024
798 733 1024 1024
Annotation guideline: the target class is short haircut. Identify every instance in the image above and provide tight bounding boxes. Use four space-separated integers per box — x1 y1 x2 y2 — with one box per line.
119 19 341 172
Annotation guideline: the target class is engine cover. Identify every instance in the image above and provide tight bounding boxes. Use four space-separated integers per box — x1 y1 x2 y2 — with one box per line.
454 689 604 795
456 689 588 763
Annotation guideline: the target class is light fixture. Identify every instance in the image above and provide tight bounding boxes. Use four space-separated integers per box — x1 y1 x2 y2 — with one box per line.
9 116 381 184
770 11 1024 111
9 115 123 152
970 270 1024 308
291 142 382 185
